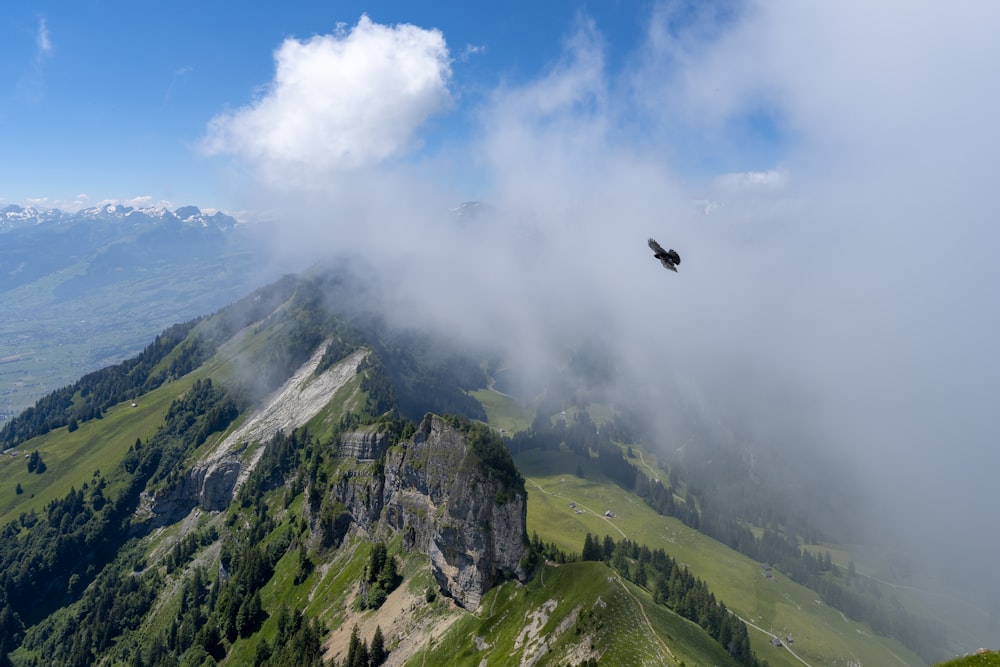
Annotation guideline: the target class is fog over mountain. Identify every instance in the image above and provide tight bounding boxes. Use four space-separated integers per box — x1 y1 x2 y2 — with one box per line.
201 3 1000 609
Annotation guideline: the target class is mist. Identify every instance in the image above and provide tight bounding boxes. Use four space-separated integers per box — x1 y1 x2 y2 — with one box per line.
203 2 1000 620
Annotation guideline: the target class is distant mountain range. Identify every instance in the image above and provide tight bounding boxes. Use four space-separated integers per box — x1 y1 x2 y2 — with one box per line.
0 204 249 295
0 203 239 232
0 203 278 424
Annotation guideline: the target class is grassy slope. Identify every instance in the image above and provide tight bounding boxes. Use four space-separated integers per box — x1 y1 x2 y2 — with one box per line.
0 305 274 525
801 540 996 656
469 388 534 434
515 447 926 667
416 560 735 667
0 330 955 666
470 388 926 667
0 373 199 526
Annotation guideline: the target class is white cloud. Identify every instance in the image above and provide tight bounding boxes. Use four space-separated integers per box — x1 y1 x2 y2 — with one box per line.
713 168 788 190
461 43 486 61
16 16 54 103
202 15 452 186
36 17 52 54
628 0 1000 570
25 195 89 211
96 195 176 210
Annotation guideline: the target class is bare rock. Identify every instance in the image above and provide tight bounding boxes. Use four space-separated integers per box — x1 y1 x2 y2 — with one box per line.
336 427 392 460
338 414 527 609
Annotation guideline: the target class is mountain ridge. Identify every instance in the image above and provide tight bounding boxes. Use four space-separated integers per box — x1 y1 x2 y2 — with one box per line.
0 270 982 666
0 203 239 232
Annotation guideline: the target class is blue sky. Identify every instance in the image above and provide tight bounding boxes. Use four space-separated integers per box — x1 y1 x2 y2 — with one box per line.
1 0 775 211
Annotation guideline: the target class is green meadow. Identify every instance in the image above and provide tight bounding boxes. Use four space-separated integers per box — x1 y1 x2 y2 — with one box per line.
0 373 199 526
515 446 926 667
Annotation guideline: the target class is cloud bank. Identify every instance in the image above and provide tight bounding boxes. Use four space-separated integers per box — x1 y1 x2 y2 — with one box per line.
204 3 1000 620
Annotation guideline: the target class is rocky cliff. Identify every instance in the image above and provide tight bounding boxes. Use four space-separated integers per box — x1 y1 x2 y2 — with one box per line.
146 346 367 524
333 414 528 609
144 338 525 609
335 427 392 460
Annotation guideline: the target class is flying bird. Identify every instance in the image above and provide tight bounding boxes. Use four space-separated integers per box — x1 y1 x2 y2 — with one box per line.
648 238 680 272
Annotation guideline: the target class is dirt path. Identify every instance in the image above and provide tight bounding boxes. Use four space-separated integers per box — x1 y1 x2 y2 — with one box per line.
611 575 676 664
632 447 661 481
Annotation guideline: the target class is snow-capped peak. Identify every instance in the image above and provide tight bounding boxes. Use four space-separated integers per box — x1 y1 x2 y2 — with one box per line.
1 203 238 232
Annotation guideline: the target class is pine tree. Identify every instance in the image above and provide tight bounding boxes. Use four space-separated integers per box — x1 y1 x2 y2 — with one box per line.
634 560 648 588
602 535 615 560
346 625 363 667
370 625 387 666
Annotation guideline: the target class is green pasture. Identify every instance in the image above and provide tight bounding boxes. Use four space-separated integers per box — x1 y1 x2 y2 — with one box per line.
0 372 199 525
516 447 926 667
414 560 735 666
470 388 534 434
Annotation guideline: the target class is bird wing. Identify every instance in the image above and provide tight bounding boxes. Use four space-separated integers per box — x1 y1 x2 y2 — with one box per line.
667 249 680 265
648 238 667 256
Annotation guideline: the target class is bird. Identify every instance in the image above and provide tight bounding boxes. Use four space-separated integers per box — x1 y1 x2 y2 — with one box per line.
648 238 680 272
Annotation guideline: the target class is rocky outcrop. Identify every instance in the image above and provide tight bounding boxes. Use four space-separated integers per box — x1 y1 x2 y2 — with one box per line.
144 337 525 609
335 428 392 460
148 458 242 523
336 414 528 609
148 345 367 523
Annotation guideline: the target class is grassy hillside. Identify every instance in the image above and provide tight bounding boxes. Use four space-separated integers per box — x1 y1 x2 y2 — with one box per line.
0 372 199 526
514 446 926 667
799 538 998 659
0 284 751 667
936 653 1000 667
417 560 737 666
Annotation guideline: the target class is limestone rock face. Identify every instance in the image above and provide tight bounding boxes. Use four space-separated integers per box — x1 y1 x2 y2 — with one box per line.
154 458 241 522
340 414 527 609
147 346 367 523
336 428 392 460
